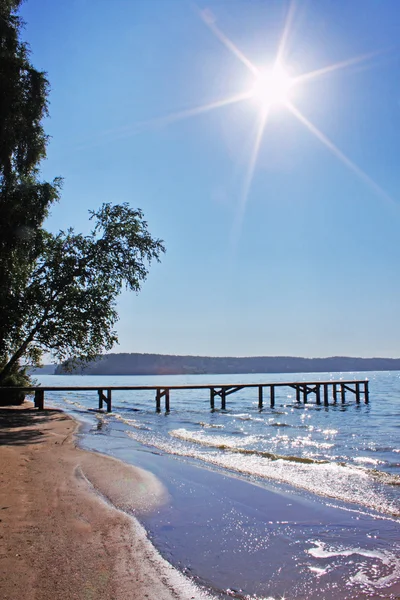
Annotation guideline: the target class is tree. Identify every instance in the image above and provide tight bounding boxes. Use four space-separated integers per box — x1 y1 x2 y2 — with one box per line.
0 203 165 383
0 4 165 398
0 0 61 360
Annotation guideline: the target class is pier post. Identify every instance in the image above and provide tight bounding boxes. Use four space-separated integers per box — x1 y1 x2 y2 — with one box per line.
315 384 321 405
106 389 112 412
210 388 215 410
221 388 226 410
270 385 275 408
296 386 301 403
156 389 161 412
303 384 308 404
323 384 329 406
34 389 44 410
258 386 263 409
165 389 170 412
364 380 369 403
340 383 346 403
355 382 360 404
98 389 103 410
332 384 337 403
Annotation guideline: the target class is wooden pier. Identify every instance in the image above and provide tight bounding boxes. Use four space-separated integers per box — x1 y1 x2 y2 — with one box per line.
4 379 369 412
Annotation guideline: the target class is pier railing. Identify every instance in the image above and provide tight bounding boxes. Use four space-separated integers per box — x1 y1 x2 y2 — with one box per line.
1 379 369 412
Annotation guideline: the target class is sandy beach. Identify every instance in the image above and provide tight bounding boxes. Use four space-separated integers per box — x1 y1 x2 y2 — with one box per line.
0 403 212 600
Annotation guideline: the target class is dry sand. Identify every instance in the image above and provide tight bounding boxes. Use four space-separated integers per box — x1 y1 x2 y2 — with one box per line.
0 404 213 600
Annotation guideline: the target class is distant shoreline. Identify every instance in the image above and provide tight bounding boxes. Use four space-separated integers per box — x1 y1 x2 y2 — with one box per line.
31 353 400 376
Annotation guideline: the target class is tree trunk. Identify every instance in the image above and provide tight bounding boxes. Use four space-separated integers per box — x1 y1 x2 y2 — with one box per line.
0 311 50 384
0 336 36 384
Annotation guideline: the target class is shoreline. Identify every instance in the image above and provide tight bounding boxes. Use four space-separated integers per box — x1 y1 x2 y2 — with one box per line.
2 399 399 599
0 403 213 600
76 405 400 599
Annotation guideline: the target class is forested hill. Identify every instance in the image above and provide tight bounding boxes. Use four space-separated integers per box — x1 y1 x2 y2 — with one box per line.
55 353 400 375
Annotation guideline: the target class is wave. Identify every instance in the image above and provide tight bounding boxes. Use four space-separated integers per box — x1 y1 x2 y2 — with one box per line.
306 540 400 592
353 456 383 466
169 429 327 465
62 397 87 411
370 469 400 487
123 428 400 517
114 414 151 431
170 429 400 489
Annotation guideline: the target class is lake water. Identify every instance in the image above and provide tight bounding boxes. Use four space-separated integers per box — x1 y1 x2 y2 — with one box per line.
36 370 400 599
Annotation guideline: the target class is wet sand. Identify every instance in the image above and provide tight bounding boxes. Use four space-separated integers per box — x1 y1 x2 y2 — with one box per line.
0 403 212 600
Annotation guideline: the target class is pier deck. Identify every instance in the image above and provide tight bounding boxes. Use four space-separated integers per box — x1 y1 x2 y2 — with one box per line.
2 379 369 412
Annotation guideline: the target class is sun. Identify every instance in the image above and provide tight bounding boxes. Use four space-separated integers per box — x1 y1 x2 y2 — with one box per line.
251 64 294 109
98 5 391 235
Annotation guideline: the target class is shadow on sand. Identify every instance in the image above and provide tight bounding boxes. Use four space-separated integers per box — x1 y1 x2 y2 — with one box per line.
0 407 69 446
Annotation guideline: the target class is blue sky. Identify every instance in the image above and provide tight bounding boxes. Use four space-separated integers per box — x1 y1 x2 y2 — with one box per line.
21 0 400 357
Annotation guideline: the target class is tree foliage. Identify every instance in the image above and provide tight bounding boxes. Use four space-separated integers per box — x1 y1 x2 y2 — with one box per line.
0 0 48 180
0 0 61 359
0 203 165 383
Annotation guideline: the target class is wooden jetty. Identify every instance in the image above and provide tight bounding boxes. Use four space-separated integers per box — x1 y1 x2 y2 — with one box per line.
4 379 369 412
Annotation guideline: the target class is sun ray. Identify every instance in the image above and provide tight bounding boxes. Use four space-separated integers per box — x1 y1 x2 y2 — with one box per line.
286 101 394 205
75 92 252 150
141 91 253 129
195 5 259 75
276 0 298 65
293 49 383 85
232 107 270 242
